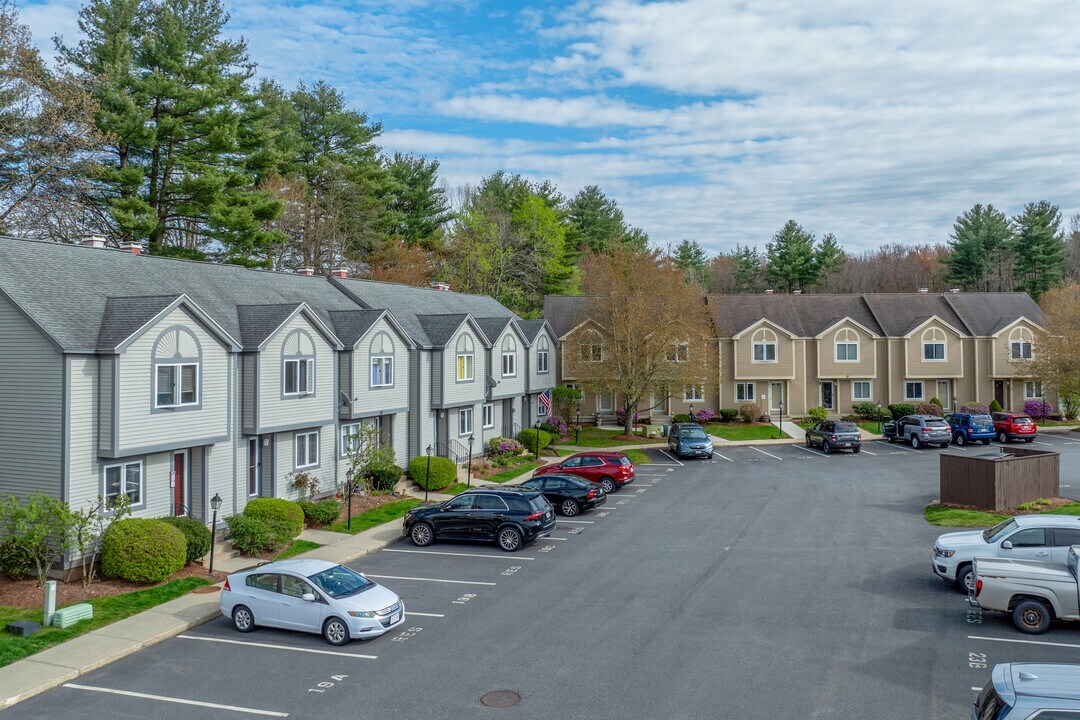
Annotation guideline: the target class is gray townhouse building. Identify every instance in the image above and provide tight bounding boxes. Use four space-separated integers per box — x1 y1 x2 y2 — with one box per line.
0 236 556 532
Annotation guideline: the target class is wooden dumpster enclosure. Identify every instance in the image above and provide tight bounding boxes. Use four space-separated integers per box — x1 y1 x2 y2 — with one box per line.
939 446 1060 511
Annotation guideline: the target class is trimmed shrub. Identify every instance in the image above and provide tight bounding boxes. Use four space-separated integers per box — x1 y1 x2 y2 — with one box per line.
738 402 762 423
959 401 989 415
408 455 457 491
224 515 292 555
672 414 692 423
243 498 303 539
298 499 342 526
808 406 828 422
989 399 1003 413
517 428 554 453
852 402 881 420
1024 399 1054 419
929 396 943 408
367 464 403 493
486 436 523 456
0 539 34 578
915 402 944 416
718 408 739 423
101 518 186 584
159 516 212 563
888 403 916 420
541 416 568 437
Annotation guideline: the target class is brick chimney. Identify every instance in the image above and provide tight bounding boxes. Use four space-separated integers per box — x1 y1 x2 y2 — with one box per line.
297 267 315 276
765 289 774 295
331 268 348 278
121 241 142 255
430 281 451 291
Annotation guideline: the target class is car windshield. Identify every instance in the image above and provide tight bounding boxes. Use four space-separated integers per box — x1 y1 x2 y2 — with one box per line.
926 420 948 428
834 422 857 432
307 565 374 599
983 518 1018 544
679 428 708 439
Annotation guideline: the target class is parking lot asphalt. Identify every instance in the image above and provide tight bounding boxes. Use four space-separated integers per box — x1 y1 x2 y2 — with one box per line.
5 434 1080 720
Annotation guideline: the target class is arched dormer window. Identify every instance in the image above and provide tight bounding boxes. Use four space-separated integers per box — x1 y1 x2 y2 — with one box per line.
1008 327 1033 360
922 327 946 361
456 333 475 382
537 336 550 373
834 327 859 362
282 329 316 396
501 335 517 377
752 328 777 363
152 326 201 409
370 331 394 387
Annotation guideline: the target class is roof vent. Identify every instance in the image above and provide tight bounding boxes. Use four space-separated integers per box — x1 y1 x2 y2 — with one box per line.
430 281 451 291
792 289 801 295
331 268 348 278
297 267 315 276
949 288 960 293
765 289 774 295
918 288 929 294
80 235 107 249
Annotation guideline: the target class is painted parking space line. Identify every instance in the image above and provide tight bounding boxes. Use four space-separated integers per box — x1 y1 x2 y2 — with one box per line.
875 440 916 452
405 611 445 618
178 635 378 659
540 536 567 541
860 449 877 455
558 519 595 524
750 446 784 461
365 574 497 586
713 452 735 462
968 635 1080 650
63 684 289 717
1033 441 1053 446
381 549 534 561
793 445 822 457
657 450 685 465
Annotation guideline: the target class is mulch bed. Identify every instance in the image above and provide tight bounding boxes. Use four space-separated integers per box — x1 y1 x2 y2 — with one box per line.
931 497 1077 515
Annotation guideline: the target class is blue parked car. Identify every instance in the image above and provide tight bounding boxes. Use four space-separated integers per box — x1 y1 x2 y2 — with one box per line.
944 412 995 446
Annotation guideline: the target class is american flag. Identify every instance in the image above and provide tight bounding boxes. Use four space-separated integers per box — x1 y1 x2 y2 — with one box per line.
538 389 552 412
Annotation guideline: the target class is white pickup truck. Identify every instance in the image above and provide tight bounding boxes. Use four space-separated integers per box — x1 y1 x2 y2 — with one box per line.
969 545 1080 634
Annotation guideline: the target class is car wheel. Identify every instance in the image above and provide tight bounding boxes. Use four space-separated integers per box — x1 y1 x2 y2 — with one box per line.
323 617 350 646
232 605 255 633
955 433 967 446
953 563 974 593
852 446 860 454
707 454 714 460
1024 438 1034 443
1012 599 1052 634
600 477 616 494
805 435 813 448
560 498 580 516
822 442 831 454
887 435 894 443
497 526 523 552
982 439 991 445
409 522 434 547
911 435 921 449
997 431 1008 443
939 443 949 449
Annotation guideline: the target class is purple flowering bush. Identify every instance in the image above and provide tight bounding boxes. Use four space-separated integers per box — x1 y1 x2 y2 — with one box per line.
615 408 640 425
959 401 990 415
695 408 716 423
1024 399 1054 419
486 436 523 456
541 416 569 437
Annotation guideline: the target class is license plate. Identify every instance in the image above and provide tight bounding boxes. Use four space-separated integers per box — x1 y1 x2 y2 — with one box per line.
390 612 400 624
842 443 850 447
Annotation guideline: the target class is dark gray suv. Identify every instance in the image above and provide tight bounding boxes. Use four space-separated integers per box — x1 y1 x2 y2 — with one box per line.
973 663 1080 719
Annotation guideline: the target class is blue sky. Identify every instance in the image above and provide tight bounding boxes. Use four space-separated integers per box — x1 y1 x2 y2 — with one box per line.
23 0 1080 255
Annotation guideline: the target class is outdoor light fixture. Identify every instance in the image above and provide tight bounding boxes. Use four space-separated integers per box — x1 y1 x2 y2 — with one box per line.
345 467 355 530
425 445 432 503
877 401 883 434
208 493 222 576
534 419 542 458
467 435 475 488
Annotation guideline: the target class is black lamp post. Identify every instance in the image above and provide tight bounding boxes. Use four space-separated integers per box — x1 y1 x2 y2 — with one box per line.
575 412 581 445
877 401 883 435
534 419 542 459
424 445 432 503
345 467 354 530
208 493 222 576
778 401 785 439
689 403 694 421
467 435 475 488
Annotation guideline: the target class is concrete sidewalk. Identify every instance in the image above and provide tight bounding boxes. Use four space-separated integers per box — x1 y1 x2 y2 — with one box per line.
0 520 405 710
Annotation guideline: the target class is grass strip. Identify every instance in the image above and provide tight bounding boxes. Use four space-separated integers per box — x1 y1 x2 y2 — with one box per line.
703 423 789 441
328 498 422 534
924 502 1080 527
622 449 653 465
275 539 321 560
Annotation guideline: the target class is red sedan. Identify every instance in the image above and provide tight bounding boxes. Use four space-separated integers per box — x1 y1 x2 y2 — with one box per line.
533 451 635 494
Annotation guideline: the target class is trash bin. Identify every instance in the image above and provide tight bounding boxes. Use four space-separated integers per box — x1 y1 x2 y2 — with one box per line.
661 424 669 437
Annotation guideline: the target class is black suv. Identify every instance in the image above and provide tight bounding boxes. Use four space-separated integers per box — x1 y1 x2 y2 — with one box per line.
402 487 556 552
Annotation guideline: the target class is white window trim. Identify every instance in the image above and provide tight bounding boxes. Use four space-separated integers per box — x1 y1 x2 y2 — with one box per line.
340 423 361 457
684 385 704 402
1010 341 1033 361
667 343 689 363
155 362 199 408
370 356 394 387
582 344 603 363
295 430 319 468
456 353 474 382
597 392 614 412
459 408 474 436
502 351 516 377
752 342 777 363
922 342 946 362
835 343 859 362
103 460 143 507
905 381 924 401
852 380 872 401
284 358 315 396
736 382 756 403
537 349 549 373
482 403 494 428
1025 381 1043 399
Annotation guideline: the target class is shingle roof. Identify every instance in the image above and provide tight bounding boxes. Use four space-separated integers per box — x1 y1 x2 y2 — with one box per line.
328 309 390 347
474 317 513 347
542 296 592 338
706 294 887 337
861 293 970 336
516 319 549 344
943 292 1047 335
417 314 472 348
236 304 305 350
97 295 183 350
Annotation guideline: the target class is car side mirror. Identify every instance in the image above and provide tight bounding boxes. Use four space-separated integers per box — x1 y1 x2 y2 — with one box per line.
302 593 316 602
1001 540 1013 550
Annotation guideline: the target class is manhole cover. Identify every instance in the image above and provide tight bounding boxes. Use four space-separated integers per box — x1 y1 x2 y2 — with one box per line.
480 691 521 708
192 586 221 594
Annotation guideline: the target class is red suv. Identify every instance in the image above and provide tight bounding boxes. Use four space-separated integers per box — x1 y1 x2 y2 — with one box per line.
532 451 635 494
991 412 1038 443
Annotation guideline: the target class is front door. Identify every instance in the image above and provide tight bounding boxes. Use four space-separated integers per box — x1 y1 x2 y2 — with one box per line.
248 438 260 498
172 451 186 516
820 382 835 411
994 380 1005 409
769 382 784 414
937 380 951 410
503 398 514 437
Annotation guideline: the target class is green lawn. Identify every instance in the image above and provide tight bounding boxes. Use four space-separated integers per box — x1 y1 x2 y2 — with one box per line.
622 449 653 465
796 420 884 435
924 502 1080 527
555 427 658 448
0 576 211 668
1036 420 1080 427
327 498 421 534
275 539 321 560
702 423 789 441
484 459 545 484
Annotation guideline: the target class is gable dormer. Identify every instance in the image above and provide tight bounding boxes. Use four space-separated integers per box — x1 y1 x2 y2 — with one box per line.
732 318 797 380
990 317 1045 377
902 316 965 378
815 317 879 379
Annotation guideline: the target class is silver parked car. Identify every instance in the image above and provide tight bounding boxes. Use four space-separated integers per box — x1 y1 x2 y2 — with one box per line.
972 663 1080 719
883 414 951 448
220 559 405 645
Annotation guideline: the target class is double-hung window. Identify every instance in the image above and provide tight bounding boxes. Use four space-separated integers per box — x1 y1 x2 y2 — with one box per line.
103 461 142 506
284 358 314 395
371 357 393 387
684 385 704 401
667 343 689 362
852 381 872 401
459 408 474 436
155 363 198 407
923 343 945 360
736 382 755 402
1011 341 1032 360
482 403 494 428
1025 381 1043 399
295 430 319 468
340 423 361 457
537 338 550 373
836 343 858 361
905 381 924 400
502 352 516 377
455 334 475 382
753 342 776 362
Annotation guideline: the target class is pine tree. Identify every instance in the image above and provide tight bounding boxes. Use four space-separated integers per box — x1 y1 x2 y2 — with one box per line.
731 244 764 293
765 220 818 292
942 204 1013 291
1013 201 1066 301
670 239 709 288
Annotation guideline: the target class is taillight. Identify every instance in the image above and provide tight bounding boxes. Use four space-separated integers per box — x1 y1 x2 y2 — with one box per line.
223 577 231 591
524 512 544 521
830 435 837 442
967 427 973 433
587 489 598 498
975 579 982 597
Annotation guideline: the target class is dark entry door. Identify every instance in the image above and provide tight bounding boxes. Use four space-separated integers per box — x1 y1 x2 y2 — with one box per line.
820 382 835 411
994 380 1005 409
173 452 186 516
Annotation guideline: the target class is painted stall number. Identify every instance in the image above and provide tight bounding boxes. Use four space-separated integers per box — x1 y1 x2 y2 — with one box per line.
966 611 982 624
452 594 477 604
617 500 630 505
636 488 647 493
595 512 609 518
392 627 423 642
568 528 582 535
308 674 348 693
538 545 554 552
501 566 522 576
969 652 988 669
